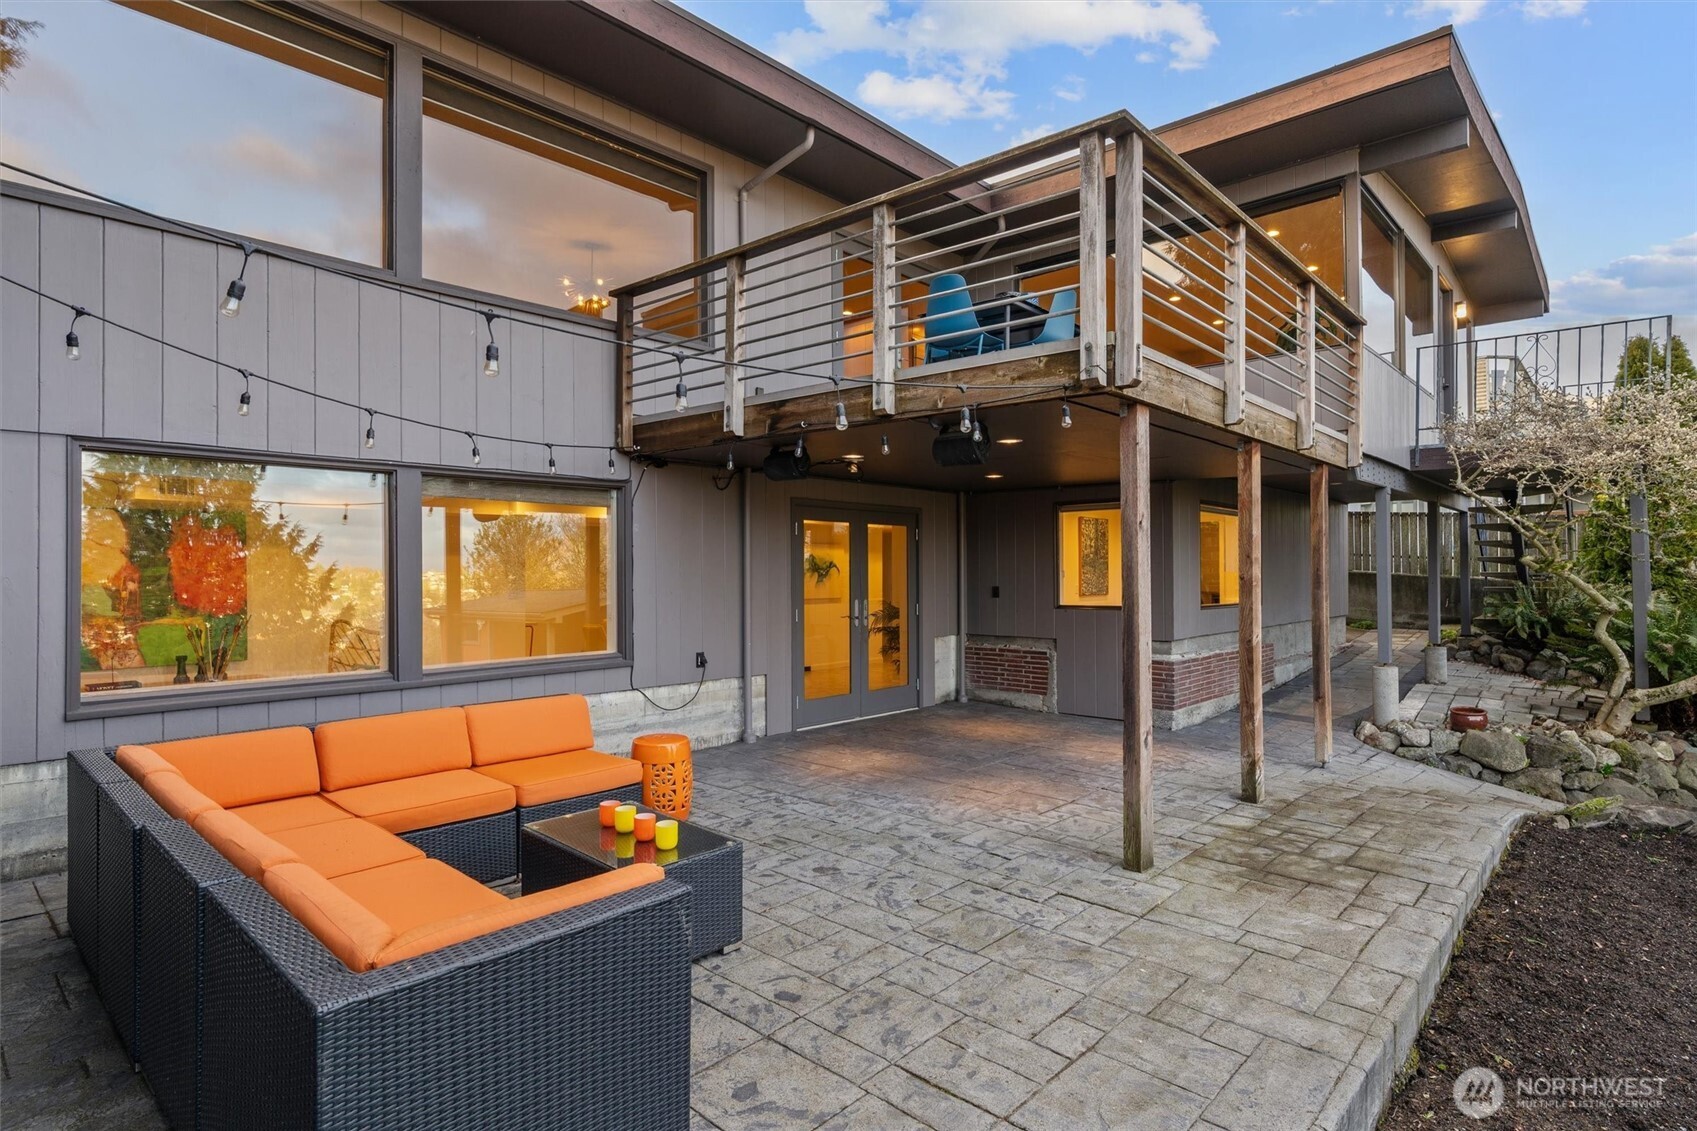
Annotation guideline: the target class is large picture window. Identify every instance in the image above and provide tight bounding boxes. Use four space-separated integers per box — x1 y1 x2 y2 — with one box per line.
1200 506 1241 607
421 478 615 667
422 71 702 312
1 1 387 265
1058 505 1121 608
78 451 389 699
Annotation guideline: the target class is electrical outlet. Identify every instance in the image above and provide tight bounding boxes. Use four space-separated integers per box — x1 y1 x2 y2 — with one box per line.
695 652 707 669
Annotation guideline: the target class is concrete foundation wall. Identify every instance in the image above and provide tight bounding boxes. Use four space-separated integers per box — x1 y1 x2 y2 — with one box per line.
1348 572 1490 627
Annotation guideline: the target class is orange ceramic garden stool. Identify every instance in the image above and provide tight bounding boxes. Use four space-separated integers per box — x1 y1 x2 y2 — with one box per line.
631 733 693 819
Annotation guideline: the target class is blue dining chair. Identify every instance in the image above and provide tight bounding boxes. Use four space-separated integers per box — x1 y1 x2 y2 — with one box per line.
923 273 1005 363
1028 289 1078 345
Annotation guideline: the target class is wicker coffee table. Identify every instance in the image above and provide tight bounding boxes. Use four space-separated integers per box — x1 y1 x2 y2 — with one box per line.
522 806 742 959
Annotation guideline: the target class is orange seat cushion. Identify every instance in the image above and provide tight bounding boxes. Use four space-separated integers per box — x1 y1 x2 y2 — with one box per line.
374 864 665 968
231 794 349 835
472 750 642 807
115 744 178 782
313 707 473 792
322 770 515 834
193 809 300 879
463 695 596 766
272 819 423 879
152 727 320 809
262 861 395 973
139 771 221 823
331 857 505 936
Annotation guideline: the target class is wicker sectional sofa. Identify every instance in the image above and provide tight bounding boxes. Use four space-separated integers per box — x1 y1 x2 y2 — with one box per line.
65 694 693 1130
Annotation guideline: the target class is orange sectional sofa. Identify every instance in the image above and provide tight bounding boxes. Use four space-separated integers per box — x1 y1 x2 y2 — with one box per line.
65 695 690 1130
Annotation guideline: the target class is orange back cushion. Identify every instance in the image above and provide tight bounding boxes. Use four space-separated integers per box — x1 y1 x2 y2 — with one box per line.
261 861 394 973
139 771 221 823
193 809 300 879
463 695 596 766
373 863 663 967
115 744 178 782
313 708 473 792
153 727 320 809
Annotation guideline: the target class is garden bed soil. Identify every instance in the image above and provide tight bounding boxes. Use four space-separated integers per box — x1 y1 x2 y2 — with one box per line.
1380 820 1696 1130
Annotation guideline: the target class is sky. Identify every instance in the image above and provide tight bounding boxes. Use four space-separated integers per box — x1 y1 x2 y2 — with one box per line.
679 0 1697 329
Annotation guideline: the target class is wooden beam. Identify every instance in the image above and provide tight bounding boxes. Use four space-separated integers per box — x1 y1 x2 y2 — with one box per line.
1112 132 1144 388
1224 223 1247 425
616 298 635 450
722 255 746 437
870 204 897 416
1078 133 1108 388
1430 204 1520 243
1121 402 1155 871
1310 463 1332 767
1358 117 1470 174
1238 439 1265 803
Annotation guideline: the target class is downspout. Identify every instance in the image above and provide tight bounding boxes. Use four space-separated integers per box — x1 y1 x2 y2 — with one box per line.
737 127 816 245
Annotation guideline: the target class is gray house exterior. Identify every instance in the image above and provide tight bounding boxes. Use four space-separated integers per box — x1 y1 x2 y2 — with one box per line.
0 3 1555 877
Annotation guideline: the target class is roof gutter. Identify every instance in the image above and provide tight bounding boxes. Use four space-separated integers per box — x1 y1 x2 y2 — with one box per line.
737 127 816 244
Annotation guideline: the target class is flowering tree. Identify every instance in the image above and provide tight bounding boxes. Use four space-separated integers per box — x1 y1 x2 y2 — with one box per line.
167 515 248 679
1444 378 1697 733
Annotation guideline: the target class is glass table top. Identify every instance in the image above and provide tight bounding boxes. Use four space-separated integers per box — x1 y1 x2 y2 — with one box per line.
525 805 735 870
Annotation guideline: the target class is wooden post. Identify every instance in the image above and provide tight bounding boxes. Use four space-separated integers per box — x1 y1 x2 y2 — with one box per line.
1224 222 1247 425
1078 133 1108 387
1310 463 1332 766
723 256 746 437
1299 281 1318 451
615 297 635 450
1426 502 1443 646
1112 131 1144 388
1121 402 1155 871
1238 439 1264 802
870 204 897 416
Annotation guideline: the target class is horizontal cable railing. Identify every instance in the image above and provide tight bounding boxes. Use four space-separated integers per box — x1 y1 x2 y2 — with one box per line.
611 111 1362 454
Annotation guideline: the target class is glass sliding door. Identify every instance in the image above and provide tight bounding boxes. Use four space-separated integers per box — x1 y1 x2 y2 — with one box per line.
794 508 919 727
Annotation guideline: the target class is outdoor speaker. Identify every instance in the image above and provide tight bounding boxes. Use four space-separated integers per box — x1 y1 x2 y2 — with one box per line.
762 446 811 481
932 423 990 466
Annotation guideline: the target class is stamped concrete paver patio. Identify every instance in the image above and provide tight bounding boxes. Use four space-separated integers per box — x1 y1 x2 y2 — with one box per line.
1 633 1550 1130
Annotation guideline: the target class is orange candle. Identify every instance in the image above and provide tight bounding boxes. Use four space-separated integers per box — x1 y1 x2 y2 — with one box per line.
613 804 636 834
633 812 657 842
654 819 679 851
598 799 621 827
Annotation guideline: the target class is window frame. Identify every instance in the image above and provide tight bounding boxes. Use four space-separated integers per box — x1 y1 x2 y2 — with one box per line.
1055 502 1123 609
65 438 632 720
1198 503 1241 610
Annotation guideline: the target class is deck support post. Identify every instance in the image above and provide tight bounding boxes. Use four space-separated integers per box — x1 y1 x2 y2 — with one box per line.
1373 485 1399 726
615 298 635 450
1224 223 1247 426
1120 403 1154 871
1310 464 1332 767
1425 502 1448 684
870 204 898 416
1299 281 1318 450
1112 132 1144 388
1458 505 1473 638
1238 439 1264 803
1078 133 1108 388
723 255 746 437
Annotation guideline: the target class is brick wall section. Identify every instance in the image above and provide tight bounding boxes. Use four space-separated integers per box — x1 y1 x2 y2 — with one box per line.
965 643 1052 698
1152 643 1277 711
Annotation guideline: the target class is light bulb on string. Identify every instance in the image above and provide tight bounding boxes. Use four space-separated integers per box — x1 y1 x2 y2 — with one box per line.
221 242 255 317
341 504 349 525
364 409 376 449
834 401 848 431
1061 402 1072 429
237 369 252 417
794 432 805 458
65 306 87 361
547 445 557 475
971 407 983 444
881 434 890 456
608 447 616 476
482 310 500 378
466 431 481 466
959 405 972 435
673 353 688 412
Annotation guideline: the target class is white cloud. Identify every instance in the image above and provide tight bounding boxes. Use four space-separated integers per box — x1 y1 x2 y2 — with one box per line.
1136 50 1159 64
773 0 1218 123
1010 123 1057 145
1053 74 1086 102
1549 233 1697 322
1521 0 1586 17
1406 0 1489 25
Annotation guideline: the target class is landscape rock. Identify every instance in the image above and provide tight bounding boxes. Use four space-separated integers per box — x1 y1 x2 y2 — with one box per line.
1583 728 1616 747
1659 789 1697 811
1440 754 1483 779
1384 720 1432 748
1498 654 1526 675
1526 734 1579 771
1429 730 1463 756
1395 746 1440 766
1591 778 1658 804
1502 767 1567 802
1593 745 1621 770
1614 805 1697 833
1562 796 1620 825
1677 759 1697 794
1650 740 1676 763
1569 672 1600 688
1551 815 1570 830
1562 771 1606 792
1637 759 1679 794
1461 729 1530 774
1480 769 1503 785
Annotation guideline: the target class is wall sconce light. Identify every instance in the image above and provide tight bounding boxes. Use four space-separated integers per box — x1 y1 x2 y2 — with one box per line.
1454 301 1470 324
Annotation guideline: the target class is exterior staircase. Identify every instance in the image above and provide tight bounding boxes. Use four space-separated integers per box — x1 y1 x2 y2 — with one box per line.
1469 489 1571 593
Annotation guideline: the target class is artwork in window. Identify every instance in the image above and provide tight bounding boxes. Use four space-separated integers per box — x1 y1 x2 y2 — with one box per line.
421 478 616 667
1058 506 1121 607
78 451 389 697
1200 506 1241 607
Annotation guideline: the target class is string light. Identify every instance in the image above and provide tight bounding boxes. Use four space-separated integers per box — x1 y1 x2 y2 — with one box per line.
881 434 890 456
1061 402 1072 429
608 447 616 475
793 432 805 458
364 408 376 449
341 504 349 525
673 353 688 413
466 431 481 466
725 450 735 471
65 306 87 361
481 310 500 378
834 401 848 431
959 405 972 435
221 242 255 317
237 369 252 416
546 444 557 475
971 407 983 444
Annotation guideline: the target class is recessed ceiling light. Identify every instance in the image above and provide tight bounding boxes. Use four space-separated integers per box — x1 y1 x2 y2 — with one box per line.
1266 228 1281 237
984 473 1004 480
994 437 1023 445
842 454 865 461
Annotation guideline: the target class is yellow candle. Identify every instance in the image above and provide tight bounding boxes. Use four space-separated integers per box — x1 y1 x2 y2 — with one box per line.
654 819 679 851
613 804 637 834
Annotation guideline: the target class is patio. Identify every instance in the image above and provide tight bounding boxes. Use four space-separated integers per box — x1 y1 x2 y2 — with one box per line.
2 633 1549 1130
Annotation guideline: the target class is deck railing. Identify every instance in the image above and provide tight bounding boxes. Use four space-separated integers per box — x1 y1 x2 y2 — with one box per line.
612 112 1362 459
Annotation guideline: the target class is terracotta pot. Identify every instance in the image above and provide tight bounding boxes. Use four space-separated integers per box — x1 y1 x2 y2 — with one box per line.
1449 706 1489 732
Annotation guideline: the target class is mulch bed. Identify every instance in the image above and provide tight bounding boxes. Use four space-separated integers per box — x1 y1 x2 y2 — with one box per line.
1380 819 1697 1130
